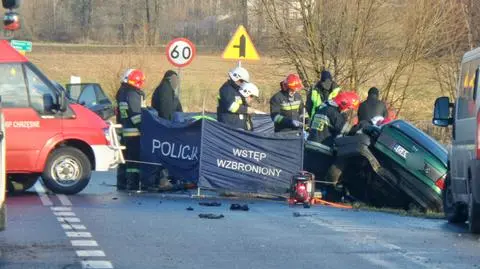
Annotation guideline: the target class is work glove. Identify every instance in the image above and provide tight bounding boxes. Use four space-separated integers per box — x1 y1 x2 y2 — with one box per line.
292 120 303 128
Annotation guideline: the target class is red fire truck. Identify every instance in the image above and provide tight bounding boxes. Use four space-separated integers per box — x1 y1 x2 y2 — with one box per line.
0 40 123 194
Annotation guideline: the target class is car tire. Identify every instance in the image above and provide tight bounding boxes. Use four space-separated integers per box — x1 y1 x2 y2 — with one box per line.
9 174 39 192
42 146 91 195
443 173 468 223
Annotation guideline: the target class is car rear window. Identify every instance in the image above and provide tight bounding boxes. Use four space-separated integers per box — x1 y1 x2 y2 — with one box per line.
389 120 448 165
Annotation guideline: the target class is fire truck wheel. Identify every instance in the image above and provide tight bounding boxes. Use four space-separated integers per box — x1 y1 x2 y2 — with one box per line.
42 146 91 195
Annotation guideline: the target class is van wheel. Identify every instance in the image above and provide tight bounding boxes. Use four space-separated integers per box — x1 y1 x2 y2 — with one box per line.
443 174 468 223
469 192 480 234
42 147 91 195
9 174 39 192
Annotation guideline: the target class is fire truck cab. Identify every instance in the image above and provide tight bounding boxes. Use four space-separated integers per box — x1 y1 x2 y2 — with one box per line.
0 40 123 194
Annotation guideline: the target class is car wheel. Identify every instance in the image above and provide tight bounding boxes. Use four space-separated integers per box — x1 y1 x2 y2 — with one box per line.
42 147 91 195
9 174 39 192
443 173 468 223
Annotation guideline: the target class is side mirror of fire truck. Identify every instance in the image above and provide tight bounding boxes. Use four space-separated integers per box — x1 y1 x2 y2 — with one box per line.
58 91 68 113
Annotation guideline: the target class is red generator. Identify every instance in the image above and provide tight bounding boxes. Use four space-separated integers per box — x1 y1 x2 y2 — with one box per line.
288 171 315 207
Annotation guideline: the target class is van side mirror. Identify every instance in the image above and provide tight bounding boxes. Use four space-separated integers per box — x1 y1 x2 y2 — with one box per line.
432 96 453 127
58 91 67 112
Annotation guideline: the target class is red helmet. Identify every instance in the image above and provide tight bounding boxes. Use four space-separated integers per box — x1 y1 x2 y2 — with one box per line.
333 91 360 112
282 74 304 92
122 69 146 89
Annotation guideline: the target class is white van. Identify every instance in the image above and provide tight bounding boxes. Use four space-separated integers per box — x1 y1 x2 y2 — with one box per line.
433 47 480 233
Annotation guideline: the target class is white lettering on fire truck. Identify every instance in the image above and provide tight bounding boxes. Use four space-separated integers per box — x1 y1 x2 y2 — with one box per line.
5 121 41 129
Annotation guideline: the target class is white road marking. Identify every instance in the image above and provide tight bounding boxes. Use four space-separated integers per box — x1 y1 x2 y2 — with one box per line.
57 194 72 206
57 217 81 223
34 183 53 206
81 261 113 269
51 206 72 211
34 181 114 268
71 240 99 247
66 231 92 238
54 211 76 216
61 224 87 230
76 250 106 257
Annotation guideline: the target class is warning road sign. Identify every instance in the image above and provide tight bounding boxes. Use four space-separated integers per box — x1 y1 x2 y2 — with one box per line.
222 25 259 61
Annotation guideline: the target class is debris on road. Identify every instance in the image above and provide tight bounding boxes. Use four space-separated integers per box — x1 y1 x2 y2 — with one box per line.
230 204 249 211
199 202 222 207
198 213 224 219
293 212 314 217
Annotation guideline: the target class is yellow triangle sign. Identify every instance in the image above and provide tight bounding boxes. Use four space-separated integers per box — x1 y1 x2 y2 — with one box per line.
222 25 260 61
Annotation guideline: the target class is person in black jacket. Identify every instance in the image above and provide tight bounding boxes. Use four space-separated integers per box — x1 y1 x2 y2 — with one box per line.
357 87 387 123
270 74 306 133
151 70 183 120
115 68 146 191
217 66 256 130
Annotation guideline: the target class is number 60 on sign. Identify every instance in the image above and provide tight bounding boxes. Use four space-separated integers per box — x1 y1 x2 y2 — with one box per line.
166 38 196 68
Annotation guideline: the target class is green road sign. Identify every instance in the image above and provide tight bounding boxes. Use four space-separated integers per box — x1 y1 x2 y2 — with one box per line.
10 40 32 52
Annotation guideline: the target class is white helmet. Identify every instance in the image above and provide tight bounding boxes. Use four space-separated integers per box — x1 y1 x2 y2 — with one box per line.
239 82 259 98
228 67 250 83
121 68 135 83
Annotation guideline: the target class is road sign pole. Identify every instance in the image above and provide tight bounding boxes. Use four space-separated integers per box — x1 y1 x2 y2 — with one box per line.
177 67 182 102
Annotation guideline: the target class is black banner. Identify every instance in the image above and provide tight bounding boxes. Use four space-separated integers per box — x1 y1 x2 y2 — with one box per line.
198 120 303 194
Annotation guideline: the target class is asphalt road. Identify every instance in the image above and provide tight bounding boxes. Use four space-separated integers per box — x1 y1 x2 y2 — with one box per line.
1 171 480 269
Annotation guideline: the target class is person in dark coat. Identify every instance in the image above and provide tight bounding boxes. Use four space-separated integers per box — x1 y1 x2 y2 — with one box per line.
306 70 341 118
357 87 388 123
151 70 183 120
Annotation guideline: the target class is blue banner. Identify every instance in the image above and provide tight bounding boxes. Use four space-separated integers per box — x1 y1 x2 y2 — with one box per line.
140 110 201 182
198 120 303 194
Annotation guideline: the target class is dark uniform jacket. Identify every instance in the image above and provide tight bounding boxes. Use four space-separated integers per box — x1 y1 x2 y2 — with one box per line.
217 80 249 130
116 83 145 137
270 90 304 132
307 103 347 147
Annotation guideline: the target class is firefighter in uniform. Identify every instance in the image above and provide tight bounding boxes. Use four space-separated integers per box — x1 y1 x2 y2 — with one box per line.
305 91 360 196
307 91 360 147
270 74 306 133
217 66 256 130
115 69 146 191
306 70 341 118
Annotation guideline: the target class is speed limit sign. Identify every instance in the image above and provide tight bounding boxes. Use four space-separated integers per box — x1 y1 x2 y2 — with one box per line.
166 38 196 68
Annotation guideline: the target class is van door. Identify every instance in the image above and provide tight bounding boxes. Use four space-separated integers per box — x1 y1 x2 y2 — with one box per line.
0 63 63 172
66 83 114 120
452 61 478 193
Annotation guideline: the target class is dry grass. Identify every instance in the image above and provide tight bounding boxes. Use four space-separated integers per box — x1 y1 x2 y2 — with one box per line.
27 46 443 120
